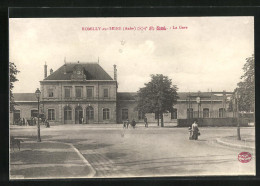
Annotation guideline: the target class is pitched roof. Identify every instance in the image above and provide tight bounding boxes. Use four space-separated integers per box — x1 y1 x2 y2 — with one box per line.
117 92 137 101
177 92 230 100
13 93 37 102
44 63 113 80
117 92 230 101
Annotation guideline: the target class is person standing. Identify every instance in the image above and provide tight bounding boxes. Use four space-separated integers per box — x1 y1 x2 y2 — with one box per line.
81 117 84 124
191 120 199 140
144 116 148 128
132 119 136 129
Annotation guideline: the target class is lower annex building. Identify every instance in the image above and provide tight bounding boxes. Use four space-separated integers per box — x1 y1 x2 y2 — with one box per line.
10 62 233 125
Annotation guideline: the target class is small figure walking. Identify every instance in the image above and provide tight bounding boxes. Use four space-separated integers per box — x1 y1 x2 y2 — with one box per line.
81 117 84 124
191 120 200 140
132 119 136 129
45 119 50 128
144 116 148 128
123 119 129 129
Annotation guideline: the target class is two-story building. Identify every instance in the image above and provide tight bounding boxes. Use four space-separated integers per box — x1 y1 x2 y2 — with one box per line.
40 62 118 124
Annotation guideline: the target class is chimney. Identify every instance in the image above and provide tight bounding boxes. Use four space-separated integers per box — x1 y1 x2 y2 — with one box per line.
50 68 53 75
64 64 67 74
113 64 117 81
44 63 47 79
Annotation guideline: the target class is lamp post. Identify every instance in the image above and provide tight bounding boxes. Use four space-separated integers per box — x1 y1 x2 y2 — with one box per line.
235 92 241 140
35 88 41 142
196 97 200 120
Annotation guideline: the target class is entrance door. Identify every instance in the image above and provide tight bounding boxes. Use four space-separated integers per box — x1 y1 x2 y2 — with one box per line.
75 106 83 124
86 106 94 124
13 110 20 124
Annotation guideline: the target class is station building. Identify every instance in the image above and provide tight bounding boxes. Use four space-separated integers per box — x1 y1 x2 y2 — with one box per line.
10 62 233 125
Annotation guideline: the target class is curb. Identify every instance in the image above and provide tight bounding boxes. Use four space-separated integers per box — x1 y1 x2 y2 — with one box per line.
216 138 255 151
46 141 96 177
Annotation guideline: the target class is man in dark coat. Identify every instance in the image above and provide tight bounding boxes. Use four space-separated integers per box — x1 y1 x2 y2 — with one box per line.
132 119 136 129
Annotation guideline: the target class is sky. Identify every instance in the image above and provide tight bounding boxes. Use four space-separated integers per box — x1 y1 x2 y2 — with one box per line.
9 17 254 93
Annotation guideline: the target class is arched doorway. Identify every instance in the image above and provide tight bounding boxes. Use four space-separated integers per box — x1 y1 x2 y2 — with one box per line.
75 106 83 124
86 106 94 124
64 106 72 124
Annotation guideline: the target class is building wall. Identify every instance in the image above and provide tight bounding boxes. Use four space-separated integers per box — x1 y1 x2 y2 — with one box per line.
117 100 140 123
39 80 117 124
9 102 38 124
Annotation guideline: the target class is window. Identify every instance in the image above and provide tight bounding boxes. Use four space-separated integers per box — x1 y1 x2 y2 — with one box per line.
219 108 225 118
155 111 159 120
86 87 94 98
86 106 94 120
31 110 38 118
187 108 193 119
75 86 83 98
64 106 72 120
64 87 71 98
48 88 54 97
48 109 55 120
14 110 20 121
103 88 109 98
203 108 209 118
103 108 110 120
138 111 145 120
171 109 177 119
122 109 128 120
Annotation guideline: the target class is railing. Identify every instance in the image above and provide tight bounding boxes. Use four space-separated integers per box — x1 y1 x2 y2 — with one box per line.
187 111 234 119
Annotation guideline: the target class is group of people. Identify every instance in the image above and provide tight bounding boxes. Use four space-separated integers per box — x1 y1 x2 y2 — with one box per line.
188 120 200 140
123 119 136 129
14 116 50 128
123 116 149 129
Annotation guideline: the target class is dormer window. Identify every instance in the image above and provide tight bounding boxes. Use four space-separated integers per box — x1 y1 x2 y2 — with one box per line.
71 64 86 80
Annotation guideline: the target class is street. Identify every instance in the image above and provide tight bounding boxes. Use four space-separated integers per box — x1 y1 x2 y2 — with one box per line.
10 124 255 178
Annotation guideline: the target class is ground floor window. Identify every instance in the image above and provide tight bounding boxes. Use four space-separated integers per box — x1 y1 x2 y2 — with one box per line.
138 110 145 120
64 106 72 120
203 108 209 118
13 110 20 122
187 108 193 119
171 108 177 119
48 109 55 120
86 106 94 120
155 111 159 120
31 110 38 118
122 108 128 120
103 108 110 120
219 108 225 118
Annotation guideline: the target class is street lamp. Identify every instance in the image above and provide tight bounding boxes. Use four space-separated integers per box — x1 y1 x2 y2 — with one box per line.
196 97 200 119
235 92 241 140
35 88 41 142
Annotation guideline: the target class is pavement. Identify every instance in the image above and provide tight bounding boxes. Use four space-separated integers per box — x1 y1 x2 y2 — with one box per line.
216 135 255 150
10 124 256 178
10 139 95 179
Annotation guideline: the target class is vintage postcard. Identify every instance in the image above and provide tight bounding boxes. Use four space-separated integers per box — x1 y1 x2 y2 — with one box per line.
9 17 255 179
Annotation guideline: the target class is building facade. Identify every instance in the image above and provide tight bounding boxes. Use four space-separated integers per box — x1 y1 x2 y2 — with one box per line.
10 62 234 125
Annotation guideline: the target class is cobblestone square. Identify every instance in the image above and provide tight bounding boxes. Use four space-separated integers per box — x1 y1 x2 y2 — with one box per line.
10 124 255 178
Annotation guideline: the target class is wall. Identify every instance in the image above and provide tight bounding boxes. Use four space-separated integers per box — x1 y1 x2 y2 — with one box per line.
9 102 38 124
117 100 139 123
177 118 250 127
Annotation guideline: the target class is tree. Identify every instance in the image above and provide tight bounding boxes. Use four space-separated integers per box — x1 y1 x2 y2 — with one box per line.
236 54 255 112
136 74 178 127
9 62 20 112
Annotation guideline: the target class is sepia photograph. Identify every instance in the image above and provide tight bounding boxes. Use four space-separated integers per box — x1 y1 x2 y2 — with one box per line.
9 17 255 179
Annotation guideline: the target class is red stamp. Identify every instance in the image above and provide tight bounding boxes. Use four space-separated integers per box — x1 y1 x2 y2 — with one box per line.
238 152 252 163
